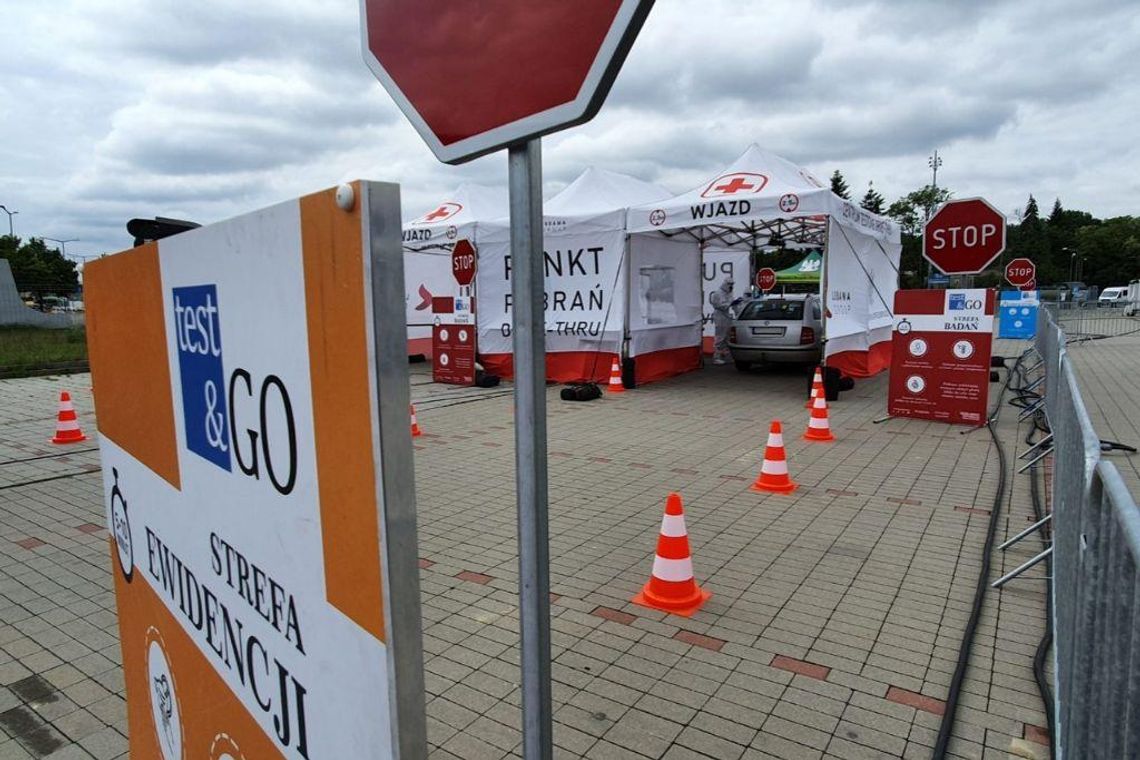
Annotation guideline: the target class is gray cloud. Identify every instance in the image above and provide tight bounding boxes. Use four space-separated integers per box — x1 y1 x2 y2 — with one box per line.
0 0 1137 258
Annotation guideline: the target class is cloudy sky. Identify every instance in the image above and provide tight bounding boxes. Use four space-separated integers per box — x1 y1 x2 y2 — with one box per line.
1 0 1138 259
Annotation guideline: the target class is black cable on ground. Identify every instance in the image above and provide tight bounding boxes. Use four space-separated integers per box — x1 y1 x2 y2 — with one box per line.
1026 411 1055 758
931 355 1018 759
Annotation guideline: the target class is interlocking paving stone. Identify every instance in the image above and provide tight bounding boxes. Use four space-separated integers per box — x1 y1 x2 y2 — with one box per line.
0 356 1070 758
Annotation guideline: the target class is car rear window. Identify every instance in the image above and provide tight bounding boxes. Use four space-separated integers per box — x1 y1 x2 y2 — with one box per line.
738 299 805 320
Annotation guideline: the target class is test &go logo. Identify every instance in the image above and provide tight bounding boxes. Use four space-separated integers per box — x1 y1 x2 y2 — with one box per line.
174 285 231 472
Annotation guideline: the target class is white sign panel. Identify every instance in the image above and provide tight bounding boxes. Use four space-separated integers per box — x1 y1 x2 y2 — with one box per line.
85 183 425 759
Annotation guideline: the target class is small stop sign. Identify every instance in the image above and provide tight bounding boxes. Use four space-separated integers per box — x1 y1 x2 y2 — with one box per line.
451 239 477 286
923 198 1006 275
1004 258 1036 288
756 267 777 292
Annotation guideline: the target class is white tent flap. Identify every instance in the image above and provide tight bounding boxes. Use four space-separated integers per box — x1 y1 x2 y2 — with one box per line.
628 235 702 357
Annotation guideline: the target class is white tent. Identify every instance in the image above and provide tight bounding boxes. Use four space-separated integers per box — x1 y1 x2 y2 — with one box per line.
401 183 508 356
627 145 902 378
476 167 673 382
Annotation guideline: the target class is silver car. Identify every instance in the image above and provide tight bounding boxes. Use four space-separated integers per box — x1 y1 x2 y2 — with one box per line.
728 294 822 370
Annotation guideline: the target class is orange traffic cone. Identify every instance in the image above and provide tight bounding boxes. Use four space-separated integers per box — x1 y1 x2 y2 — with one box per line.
804 395 835 442
750 420 798 493
607 357 625 393
805 367 824 408
50 391 87 444
410 404 423 437
632 492 710 617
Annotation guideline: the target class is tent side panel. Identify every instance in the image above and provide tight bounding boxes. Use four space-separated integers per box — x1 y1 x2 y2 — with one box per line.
476 227 627 383
404 248 455 357
823 220 900 377
627 234 703 384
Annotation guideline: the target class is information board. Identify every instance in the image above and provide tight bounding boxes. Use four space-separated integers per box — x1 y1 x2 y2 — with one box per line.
432 323 476 385
998 290 1039 339
84 182 426 759
888 289 995 426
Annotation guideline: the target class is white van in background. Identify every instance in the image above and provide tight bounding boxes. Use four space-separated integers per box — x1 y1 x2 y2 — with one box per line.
1098 286 1127 306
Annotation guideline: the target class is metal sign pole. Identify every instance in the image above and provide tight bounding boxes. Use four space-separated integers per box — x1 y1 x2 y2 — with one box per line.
508 138 553 760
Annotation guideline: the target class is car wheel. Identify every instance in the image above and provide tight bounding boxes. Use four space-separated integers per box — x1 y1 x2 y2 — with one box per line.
734 360 751 371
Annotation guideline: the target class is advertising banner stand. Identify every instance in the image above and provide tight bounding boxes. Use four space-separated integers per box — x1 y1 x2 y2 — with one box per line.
887 289 996 426
85 182 426 758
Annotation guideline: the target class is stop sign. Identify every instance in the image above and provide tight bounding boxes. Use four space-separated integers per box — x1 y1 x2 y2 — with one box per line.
756 267 777 292
1004 257 1036 288
361 1 654 164
1020 279 1037 292
451 239 477 286
923 198 1007 275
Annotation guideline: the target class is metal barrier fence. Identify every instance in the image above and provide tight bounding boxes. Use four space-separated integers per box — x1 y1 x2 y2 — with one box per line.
1041 300 1140 340
1036 307 1140 759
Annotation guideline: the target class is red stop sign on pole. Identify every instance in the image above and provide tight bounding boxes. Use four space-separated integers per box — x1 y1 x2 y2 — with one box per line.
451 239 477 286
756 267 777 292
360 1 653 164
1020 279 1037 292
923 198 1007 275
1004 257 1036 288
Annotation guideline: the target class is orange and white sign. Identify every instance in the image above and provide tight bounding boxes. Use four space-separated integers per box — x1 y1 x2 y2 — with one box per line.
85 182 425 759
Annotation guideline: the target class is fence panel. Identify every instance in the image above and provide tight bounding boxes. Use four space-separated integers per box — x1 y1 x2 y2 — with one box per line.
1041 307 1140 759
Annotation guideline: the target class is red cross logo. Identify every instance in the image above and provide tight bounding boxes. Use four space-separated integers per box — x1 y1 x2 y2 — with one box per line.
416 201 462 223
701 173 768 198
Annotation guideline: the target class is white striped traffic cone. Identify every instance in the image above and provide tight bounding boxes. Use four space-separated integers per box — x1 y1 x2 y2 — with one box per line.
632 492 710 617
410 404 423 437
607 357 625 393
804 395 835 442
50 391 87 444
750 420 798 493
806 367 824 408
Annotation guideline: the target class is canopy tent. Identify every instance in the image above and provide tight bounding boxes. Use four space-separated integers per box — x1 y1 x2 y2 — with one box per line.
401 183 508 356
475 167 672 382
626 144 902 378
776 250 823 283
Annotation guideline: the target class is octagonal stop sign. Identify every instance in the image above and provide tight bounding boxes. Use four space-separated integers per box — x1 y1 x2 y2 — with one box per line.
923 198 1007 275
1004 257 1036 288
756 268 777 292
361 1 654 164
451 239 477 286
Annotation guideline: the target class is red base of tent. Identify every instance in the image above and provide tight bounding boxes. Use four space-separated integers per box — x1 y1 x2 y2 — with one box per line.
828 339 892 378
480 346 702 387
634 346 702 386
407 336 432 358
481 352 614 384
702 336 714 354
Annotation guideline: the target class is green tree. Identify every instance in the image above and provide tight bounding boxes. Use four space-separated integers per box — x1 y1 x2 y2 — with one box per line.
1074 216 1140 288
1 237 80 296
1048 198 1063 225
860 182 885 214
830 170 851 200
1023 195 1040 224
885 185 952 287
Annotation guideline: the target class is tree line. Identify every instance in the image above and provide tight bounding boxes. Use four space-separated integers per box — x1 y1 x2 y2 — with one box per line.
830 170 1139 289
1 236 81 297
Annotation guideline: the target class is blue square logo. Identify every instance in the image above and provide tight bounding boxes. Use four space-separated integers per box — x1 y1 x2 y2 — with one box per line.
948 293 967 310
173 285 231 471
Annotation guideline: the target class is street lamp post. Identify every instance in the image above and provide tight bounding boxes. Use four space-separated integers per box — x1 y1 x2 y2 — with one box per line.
0 205 17 238
44 237 79 259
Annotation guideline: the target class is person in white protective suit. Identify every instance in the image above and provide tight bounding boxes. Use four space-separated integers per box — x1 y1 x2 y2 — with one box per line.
710 276 735 365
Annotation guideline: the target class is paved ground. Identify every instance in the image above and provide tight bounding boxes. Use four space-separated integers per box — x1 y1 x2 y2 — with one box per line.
1064 333 1140 494
0 343 1075 759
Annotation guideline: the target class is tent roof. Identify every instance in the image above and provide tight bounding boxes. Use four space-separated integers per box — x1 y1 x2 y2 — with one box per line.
405 182 508 230
545 167 672 219
626 144 899 244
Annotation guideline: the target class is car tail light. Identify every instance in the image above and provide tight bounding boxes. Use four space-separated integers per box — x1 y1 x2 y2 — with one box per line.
729 327 737 342
800 327 815 345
